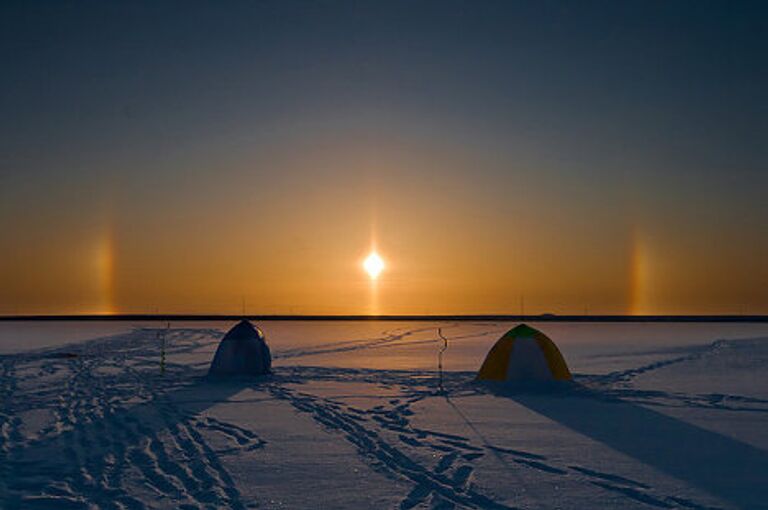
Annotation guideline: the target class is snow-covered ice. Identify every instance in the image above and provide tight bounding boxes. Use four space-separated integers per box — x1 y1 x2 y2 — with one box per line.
1 321 767 509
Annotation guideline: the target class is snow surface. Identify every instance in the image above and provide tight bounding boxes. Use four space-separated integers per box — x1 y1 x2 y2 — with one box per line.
1 321 767 509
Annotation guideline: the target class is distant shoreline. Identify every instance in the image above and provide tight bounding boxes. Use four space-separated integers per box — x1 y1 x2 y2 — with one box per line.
1 314 767 323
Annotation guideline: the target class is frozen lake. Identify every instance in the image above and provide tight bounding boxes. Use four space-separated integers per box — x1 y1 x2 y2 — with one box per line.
3 320 768 374
1 320 767 509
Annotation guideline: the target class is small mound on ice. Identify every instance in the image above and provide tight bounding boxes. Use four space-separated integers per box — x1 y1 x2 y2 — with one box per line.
208 320 272 377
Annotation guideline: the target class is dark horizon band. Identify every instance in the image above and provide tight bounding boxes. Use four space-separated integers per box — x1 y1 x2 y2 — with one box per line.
1 314 767 323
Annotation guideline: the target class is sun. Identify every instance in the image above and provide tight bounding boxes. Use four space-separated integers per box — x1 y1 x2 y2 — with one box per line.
363 252 385 279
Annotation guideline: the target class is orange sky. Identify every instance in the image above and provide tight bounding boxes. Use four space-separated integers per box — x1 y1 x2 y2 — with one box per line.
2 2 767 315
2 136 766 315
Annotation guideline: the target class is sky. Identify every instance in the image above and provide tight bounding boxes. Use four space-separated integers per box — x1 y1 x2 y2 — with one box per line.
1 1 767 315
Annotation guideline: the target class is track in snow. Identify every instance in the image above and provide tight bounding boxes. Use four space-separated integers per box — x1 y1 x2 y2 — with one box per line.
3 326 763 509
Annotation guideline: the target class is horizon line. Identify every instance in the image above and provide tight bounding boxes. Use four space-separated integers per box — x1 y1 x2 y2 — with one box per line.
1 314 767 323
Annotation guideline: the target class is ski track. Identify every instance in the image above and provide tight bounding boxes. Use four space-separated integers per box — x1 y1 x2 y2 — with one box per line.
265 365 728 509
578 339 768 414
272 325 444 360
1 325 756 509
0 328 261 509
271 323 503 361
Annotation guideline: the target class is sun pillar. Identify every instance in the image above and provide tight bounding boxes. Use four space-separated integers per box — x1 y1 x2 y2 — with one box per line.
629 226 651 315
363 248 384 315
95 224 116 315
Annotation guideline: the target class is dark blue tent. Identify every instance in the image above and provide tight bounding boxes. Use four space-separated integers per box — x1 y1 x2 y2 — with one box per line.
208 320 272 376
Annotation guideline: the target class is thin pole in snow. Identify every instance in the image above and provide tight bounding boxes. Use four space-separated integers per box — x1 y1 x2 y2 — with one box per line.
159 321 169 375
437 328 449 394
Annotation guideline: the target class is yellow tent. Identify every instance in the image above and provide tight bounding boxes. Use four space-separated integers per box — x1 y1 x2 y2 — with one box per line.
476 324 572 381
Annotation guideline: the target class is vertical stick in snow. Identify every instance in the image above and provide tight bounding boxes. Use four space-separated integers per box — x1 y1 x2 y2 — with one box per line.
159 321 169 375
437 328 449 394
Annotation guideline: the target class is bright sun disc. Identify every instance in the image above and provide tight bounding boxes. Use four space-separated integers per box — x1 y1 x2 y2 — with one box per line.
363 252 385 279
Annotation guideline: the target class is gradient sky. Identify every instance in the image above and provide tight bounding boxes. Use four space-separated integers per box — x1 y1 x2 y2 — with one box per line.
1 1 767 315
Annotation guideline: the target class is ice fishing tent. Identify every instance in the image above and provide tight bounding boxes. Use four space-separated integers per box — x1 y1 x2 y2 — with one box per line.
208 320 272 376
476 324 572 381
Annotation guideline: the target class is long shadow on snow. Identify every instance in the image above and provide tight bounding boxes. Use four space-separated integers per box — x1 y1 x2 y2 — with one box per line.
484 382 768 510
